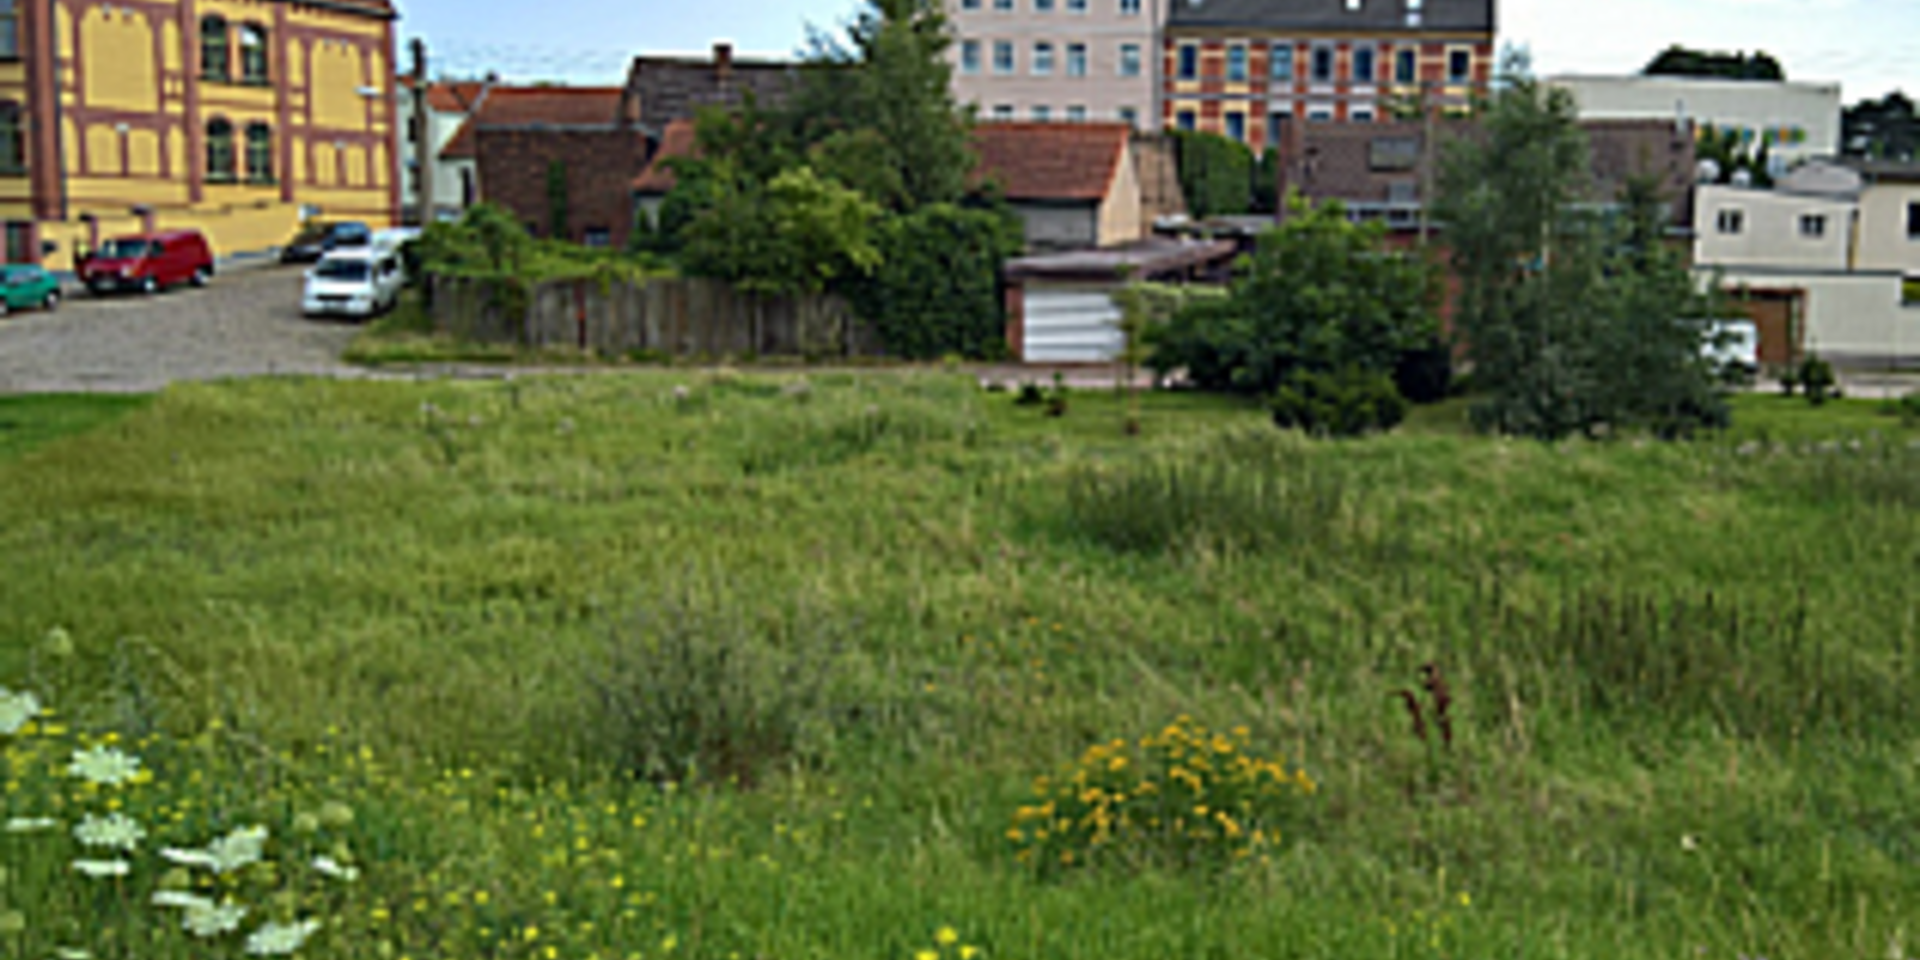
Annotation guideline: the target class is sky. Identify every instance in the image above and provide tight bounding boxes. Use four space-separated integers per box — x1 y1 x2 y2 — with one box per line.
392 0 1919 102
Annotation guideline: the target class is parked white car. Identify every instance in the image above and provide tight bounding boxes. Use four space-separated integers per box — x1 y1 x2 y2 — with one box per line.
302 248 404 320
1704 320 1761 377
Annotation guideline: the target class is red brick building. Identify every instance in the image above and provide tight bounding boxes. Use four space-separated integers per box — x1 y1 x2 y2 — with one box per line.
1163 0 1497 149
440 86 647 248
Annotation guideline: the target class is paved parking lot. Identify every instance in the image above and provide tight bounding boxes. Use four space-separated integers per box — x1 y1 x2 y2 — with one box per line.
0 264 364 394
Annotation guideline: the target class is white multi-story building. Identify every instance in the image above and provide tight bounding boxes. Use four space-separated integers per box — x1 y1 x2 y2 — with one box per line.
947 0 1167 129
1549 74 1842 175
399 78 493 224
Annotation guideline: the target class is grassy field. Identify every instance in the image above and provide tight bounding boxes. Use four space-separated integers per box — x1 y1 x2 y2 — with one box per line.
0 376 1916 960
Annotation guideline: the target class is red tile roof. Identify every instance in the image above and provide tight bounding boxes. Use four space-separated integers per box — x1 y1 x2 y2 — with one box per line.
400 78 491 114
440 86 626 160
631 119 699 194
972 122 1130 203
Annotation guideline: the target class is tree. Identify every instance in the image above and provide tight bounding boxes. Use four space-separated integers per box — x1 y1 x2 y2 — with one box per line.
1644 46 1785 81
680 165 882 299
847 204 1023 359
1436 75 1729 440
1148 196 1441 395
1843 92 1919 161
1171 131 1254 218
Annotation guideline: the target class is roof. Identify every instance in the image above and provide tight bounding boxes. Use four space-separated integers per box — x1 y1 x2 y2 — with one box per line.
625 46 802 132
400 78 491 114
1004 237 1239 282
632 119 699 195
1845 158 1920 184
974 123 1132 204
1166 0 1494 33
298 0 395 19
440 86 626 160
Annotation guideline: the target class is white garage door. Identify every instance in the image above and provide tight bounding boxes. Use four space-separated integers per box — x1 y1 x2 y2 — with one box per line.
1023 286 1123 363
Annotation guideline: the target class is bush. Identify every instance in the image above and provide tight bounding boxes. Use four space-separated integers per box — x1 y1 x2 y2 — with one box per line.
1271 367 1409 437
1798 355 1838 405
1392 338 1456 405
1171 131 1255 218
848 204 1024 360
1009 716 1316 876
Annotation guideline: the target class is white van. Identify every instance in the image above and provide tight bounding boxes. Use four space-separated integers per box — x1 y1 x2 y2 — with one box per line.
301 247 404 320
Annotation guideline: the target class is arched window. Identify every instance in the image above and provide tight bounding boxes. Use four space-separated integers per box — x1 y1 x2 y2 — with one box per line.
240 24 268 84
200 15 229 81
245 123 272 183
0 101 22 174
206 118 234 181
0 0 21 59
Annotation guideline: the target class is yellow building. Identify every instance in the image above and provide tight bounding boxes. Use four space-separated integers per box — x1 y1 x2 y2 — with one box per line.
0 0 398 272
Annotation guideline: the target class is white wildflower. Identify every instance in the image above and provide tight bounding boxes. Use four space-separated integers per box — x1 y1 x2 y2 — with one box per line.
311 856 360 883
44 626 76 658
73 812 146 851
53 948 93 960
168 825 269 874
67 745 142 787
184 899 250 939
152 890 217 911
160 847 218 870
0 687 40 735
4 817 59 833
244 918 323 956
71 859 131 879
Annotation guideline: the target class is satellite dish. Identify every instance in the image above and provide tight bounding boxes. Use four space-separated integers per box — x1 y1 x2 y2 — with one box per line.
1731 168 1753 188
1695 159 1721 183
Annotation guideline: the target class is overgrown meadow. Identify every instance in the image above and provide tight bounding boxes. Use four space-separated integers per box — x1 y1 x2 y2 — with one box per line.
1 376 1916 960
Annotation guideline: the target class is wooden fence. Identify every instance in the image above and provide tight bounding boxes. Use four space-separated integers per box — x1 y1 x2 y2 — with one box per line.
426 275 883 358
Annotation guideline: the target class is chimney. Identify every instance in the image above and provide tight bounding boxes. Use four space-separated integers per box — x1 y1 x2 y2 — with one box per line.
713 43 734 86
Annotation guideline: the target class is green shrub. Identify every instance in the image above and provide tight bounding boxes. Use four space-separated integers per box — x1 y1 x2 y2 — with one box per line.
1393 337 1456 405
848 204 1023 360
1171 131 1255 218
1270 367 1409 437
1798 355 1838 405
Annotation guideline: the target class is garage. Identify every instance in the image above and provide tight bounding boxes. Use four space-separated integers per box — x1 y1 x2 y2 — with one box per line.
1003 238 1237 363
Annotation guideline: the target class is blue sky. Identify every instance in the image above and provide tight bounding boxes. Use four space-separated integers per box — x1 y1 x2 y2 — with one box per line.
393 0 1918 101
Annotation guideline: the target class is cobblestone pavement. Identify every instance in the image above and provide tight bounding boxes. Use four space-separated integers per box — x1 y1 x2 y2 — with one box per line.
0 264 366 394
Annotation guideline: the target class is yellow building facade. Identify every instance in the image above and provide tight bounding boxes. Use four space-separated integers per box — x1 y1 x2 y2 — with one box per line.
0 0 397 272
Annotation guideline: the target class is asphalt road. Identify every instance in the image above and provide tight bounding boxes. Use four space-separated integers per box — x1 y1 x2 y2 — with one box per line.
0 264 364 394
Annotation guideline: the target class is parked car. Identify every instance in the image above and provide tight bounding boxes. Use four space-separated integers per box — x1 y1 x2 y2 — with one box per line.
279 221 372 264
301 247 404 320
1705 320 1761 380
0 264 61 316
77 230 214 295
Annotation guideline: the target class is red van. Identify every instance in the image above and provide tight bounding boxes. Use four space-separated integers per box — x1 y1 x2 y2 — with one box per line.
78 229 215 295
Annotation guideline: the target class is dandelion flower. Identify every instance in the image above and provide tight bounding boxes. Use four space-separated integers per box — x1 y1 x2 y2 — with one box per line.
152 891 217 911
4 817 59 833
71 859 132 879
916 952 938 960
961 948 981 960
244 918 321 956
185 900 249 938
0 687 41 735
74 812 146 851
312 856 360 883
67 745 142 787
936 927 960 946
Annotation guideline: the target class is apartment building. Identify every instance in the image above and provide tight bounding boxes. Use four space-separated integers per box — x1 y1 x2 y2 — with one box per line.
1163 0 1496 147
947 0 1166 129
0 0 399 270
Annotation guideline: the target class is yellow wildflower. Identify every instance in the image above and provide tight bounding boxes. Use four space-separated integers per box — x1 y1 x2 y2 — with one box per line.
936 927 959 946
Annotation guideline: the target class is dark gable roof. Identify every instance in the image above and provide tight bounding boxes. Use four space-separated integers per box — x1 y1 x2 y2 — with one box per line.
1167 0 1495 33
624 49 802 133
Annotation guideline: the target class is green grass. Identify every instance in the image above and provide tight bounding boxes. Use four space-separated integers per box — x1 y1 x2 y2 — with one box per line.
0 393 150 461
0 375 1915 960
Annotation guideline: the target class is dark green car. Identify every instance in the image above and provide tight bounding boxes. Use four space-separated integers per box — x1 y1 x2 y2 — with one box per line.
0 265 60 316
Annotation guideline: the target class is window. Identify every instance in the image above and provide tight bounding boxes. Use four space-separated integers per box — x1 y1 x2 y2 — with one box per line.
4 222 30 264
240 24 269 84
0 0 18 59
1036 0 1054 10
1907 202 1920 239
461 168 475 207
1224 112 1246 143
1270 44 1294 81
583 228 611 248
206 118 235 181
1448 49 1471 83
1800 214 1826 239
961 40 981 74
1068 0 1086 11
1177 45 1197 80
993 103 1014 121
0 101 21 174
1117 106 1138 127
1066 43 1086 77
201 16 230 81
1267 110 1290 145
1033 42 1053 75
1119 44 1141 77
1176 109 1196 132
1352 108 1375 123
1120 0 1141 13
1354 47 1376 83
993 41 1014 75
961 0 978 7
1032 105 1051 121
1310 46 1333 83
993 0 1011 9
1395 48 1417 84
1307 105 1333 121
245 123 273 184
1066 105 1086 122
1716 209 1745 235
1226 45 1247 82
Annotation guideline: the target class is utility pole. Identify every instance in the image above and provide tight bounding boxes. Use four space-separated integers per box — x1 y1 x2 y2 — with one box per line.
1418 80 1436 248
411 38 433 226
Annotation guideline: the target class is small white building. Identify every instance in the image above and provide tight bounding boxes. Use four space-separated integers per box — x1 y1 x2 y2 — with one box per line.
1550 74 1841 174
398 78 493 225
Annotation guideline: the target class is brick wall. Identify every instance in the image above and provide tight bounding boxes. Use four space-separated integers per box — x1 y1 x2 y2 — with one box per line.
475 127 650 249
